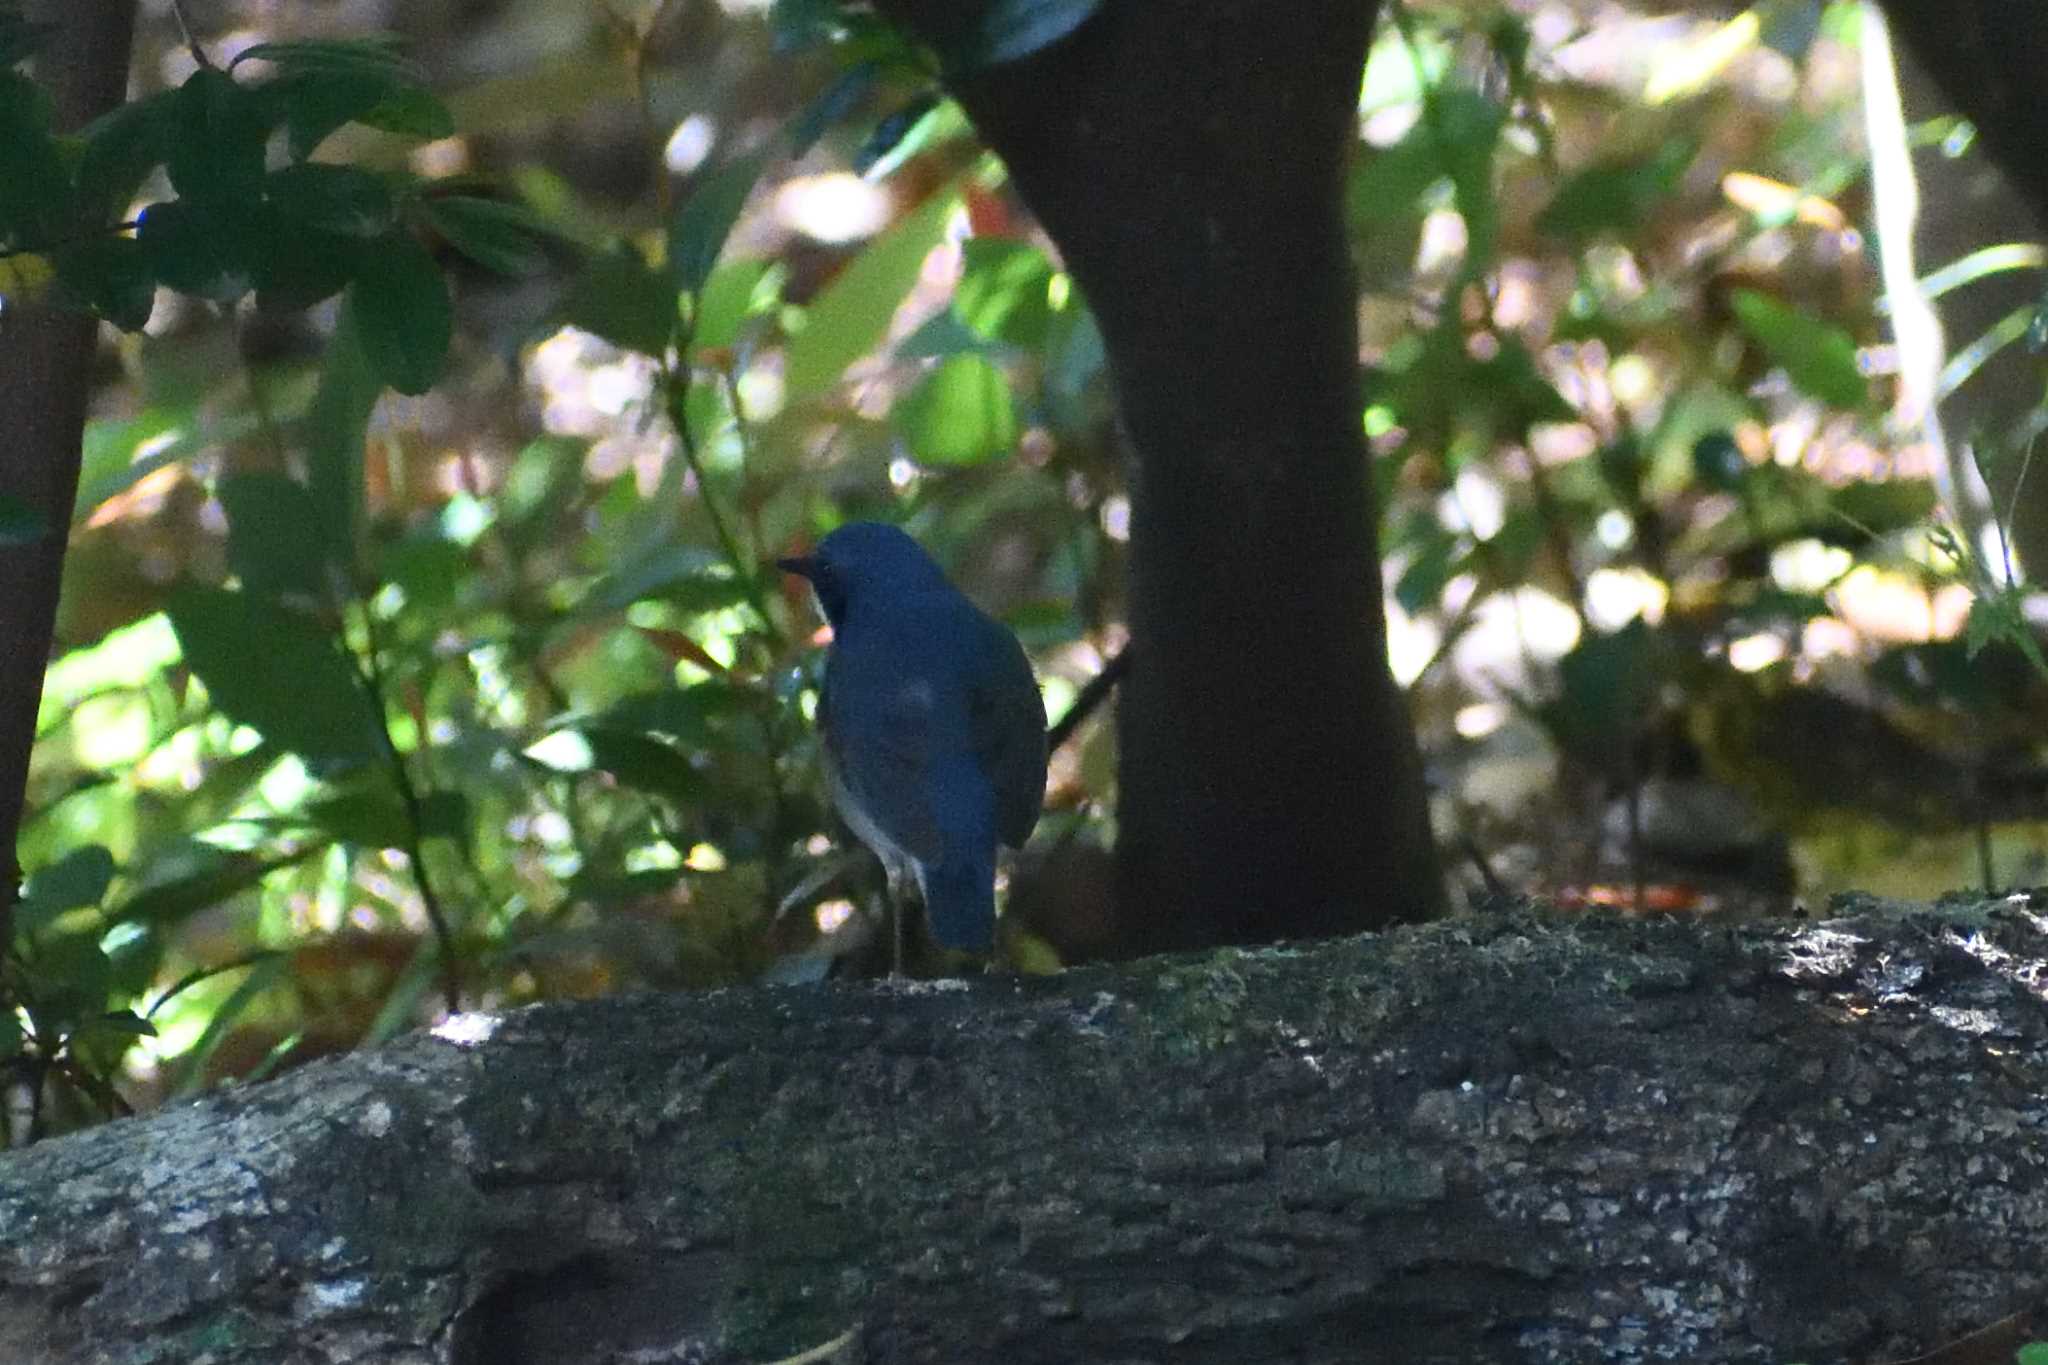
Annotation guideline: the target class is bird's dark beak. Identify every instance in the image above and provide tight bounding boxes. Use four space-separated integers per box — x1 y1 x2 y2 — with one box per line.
776 555 816 580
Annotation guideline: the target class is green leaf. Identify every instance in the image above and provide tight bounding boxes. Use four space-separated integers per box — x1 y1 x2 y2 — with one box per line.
1538 139 1695 241
20 845 117 920
81 1009 157 1040
2015 1341 2048 1365
350 84 454 141
954 239 1054 348
220 473 330 599
1730 288 1867 409
1437 89 1505 270
693 259 778 351
947 0 1102 70
1825 481 1936 544
264 162 395 238
0 71 68 244
417 194 557 276
584 543 723 612
893 354 1018 465
670 149 773 299
27 933 113 1030
301 788 409 847
172 955 286 1096
784 187 958 402
347 232 450 395
167 586 382 762
527 727 704 806
380 534 469 612
254 68 449 160
0 12 58 67
417 790 471 840
1541 619 1670 768
306 298 382 561
136 198 257 302
53 233 155 329
166 66 268 206
0 492 45 545
557 243 676 357
1348 134 1444 225
249 218 360 312
231 36 420 81
114 846 311 927
74 90 175 224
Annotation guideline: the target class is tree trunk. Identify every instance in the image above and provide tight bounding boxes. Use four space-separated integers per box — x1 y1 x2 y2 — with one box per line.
0 1 138 917
875 0 1446 954
5 904 2048 1363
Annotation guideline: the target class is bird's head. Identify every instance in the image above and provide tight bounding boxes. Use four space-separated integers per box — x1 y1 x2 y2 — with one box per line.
775 521 949 629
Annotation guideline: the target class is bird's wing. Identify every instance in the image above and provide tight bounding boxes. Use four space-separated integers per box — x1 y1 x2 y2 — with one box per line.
969 613 1048 849
822 658 946 864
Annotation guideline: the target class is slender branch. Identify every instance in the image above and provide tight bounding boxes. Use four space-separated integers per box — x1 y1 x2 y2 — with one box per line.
165 0 210 69
664 366 779 639
1046 646 1128 755
345 601 462 1014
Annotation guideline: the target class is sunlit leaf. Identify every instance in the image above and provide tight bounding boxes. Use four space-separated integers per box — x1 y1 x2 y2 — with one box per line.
306 298 382 560
114 845 313 927
172 955 287 1096
693 258 779 351
168 587 381 762
20 845 117 923
954 239 1055 348
671 149 773 299
784 186 958 402
1730 288 1867 409
527 727 704 805
894 354 1018 465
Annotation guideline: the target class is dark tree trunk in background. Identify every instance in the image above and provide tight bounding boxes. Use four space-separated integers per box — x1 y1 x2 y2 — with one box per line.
876 0 1446 954
6 905 2048 1364
1875 2 2048 575
0 2 138 917
1877 3 2048 230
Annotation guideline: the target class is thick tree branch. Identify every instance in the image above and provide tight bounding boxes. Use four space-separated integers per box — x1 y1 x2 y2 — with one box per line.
5 905 2048 1363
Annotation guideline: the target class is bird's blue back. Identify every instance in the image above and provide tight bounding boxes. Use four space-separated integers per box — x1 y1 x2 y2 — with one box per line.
809 527 1045 951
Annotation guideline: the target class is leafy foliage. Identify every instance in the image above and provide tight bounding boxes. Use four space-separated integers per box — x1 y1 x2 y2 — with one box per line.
7 0 2046 1144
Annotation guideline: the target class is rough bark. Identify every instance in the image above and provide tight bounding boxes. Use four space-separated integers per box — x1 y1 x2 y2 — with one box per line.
6 904 2048 1364
873 0 1446 954
0 1 138 914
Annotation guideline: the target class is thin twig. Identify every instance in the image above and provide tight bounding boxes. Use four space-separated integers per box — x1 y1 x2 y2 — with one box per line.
165 0 211 68
665 367 777 636
1046 647 1128 754
347 601 462 1013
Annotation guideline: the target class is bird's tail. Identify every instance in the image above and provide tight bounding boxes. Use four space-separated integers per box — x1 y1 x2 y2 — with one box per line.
924 844 996 951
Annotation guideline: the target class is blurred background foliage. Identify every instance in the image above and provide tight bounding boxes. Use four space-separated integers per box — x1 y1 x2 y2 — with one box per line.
4 0 2046 1141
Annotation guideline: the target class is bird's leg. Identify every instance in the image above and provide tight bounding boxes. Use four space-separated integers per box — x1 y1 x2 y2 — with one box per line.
882 862 906 978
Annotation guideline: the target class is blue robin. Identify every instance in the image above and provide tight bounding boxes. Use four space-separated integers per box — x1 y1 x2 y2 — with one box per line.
778 523 1046 962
